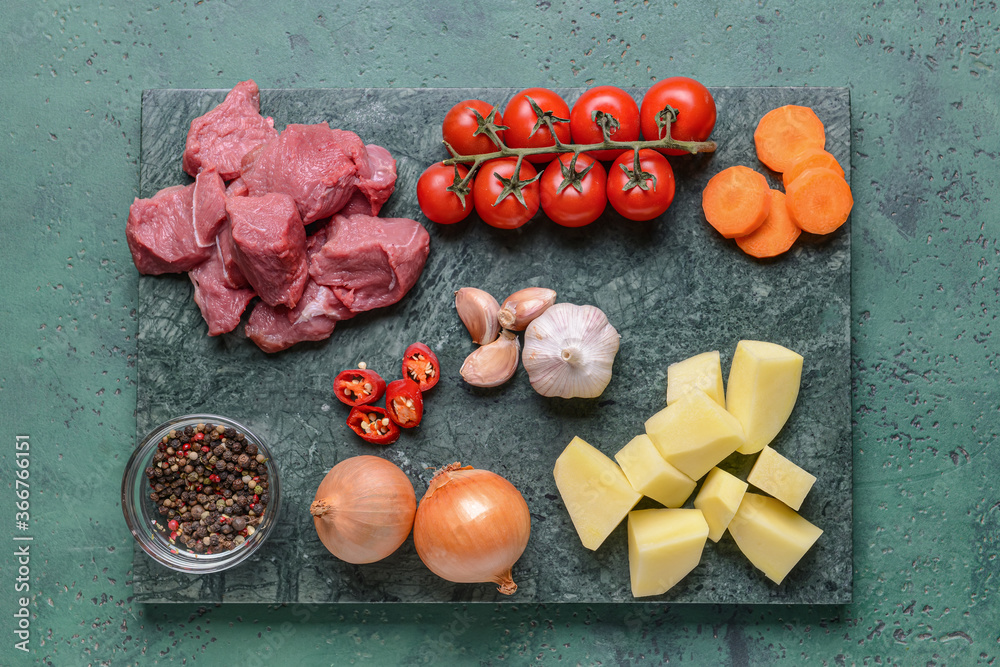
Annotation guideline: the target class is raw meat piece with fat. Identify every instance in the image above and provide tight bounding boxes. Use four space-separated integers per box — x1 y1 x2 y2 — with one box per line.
245 301 338 354
182 80 278 180
215 219 249 289
192 167 228 247
188 250 256 336
309 213 430 313
127 184 213 275
227 193 309 309
356 144 397 215
240 123 381 224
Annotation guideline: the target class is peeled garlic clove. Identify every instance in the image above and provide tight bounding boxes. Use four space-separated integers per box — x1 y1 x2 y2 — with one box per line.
497 287 557 331
522 303 620 399
455 287 501 345
460 330 520 387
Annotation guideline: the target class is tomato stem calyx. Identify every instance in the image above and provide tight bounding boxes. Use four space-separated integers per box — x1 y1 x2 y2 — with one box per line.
492 160 542 209
619 149 657 192
526 95 570 140
556 153 595 195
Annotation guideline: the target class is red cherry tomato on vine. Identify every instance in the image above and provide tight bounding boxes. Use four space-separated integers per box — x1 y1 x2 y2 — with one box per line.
569 86 641 162
473 158 540 229
417 162 472 225
540 153 608 228
503 88 572 164
607 149 675 221
639 76 717 156
442 99 505 156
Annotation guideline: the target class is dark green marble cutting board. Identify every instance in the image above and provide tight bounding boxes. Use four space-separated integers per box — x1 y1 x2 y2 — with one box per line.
133 86 851 604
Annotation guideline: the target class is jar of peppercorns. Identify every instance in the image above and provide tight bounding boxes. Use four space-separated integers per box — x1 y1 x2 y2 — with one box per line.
121 414 281 573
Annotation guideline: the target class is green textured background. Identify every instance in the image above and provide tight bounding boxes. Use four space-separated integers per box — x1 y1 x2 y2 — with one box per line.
0 1 996 664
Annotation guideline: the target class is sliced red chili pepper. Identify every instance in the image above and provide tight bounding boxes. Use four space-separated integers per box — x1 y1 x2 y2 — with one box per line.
385 378 424 428
402 342 440 392
333 367 387 407
346 406 400 445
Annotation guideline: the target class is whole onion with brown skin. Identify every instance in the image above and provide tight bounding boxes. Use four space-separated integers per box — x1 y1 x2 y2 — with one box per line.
310 455 416 564
413 462 531 594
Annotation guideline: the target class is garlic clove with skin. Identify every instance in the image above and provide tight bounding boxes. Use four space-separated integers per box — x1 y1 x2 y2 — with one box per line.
460 330 520 387
497 287 557 331
455 287 502 345
522 303 620 399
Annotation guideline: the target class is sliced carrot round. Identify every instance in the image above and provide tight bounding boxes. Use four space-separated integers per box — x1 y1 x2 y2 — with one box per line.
735 189 801 258
754 105 826 173
782 149 845 188
701 165 771 239
785 167 853 235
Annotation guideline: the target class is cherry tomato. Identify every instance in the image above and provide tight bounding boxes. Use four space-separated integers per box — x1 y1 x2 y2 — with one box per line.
569 86 641 162
442 99 505 156
503 88 572 164
540 153 608 228
473 158 540 229
607 149 676 221
639 76 717 156
417 162 472 225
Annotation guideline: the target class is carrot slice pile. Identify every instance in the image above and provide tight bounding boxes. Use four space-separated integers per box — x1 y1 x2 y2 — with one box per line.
782 149 844 188
753 105 826 173
701 166 771 239
785 167 853 234
702 104 851 259
734 190 801 258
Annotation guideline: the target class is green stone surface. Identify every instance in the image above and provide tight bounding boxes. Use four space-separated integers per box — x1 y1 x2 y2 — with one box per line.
134 86 851 604
1 1 997 665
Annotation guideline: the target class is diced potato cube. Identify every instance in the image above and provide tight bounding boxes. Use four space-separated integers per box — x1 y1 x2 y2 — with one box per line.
553 436 641 551
615 434 696 508
693 467 749 542
628 508 709 597
725 340 803 454
644 389 746 481
747 446 816 511
728 492 823 584
666 350 725 407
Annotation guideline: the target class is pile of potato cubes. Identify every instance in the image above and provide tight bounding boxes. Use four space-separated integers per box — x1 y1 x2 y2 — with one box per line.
553 340 823 598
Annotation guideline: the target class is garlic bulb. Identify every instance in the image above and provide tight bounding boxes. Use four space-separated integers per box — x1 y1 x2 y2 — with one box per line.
460 330 520 387
497 287 557 331
455 287 501 345
521 303 620 399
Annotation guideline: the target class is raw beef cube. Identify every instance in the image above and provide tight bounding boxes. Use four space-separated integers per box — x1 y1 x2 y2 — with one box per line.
240 123 369 224
188 251 256 336
215 219 249 289
309 213 430 313
127 184 212 275
192 166 228 247
227 193 308 308
182 80 278 180
356 144 397 215
245 301 336 354
225 177 249 198
289 279 354 325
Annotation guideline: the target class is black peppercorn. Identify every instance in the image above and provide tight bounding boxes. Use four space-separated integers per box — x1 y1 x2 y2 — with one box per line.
147 424 269 554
